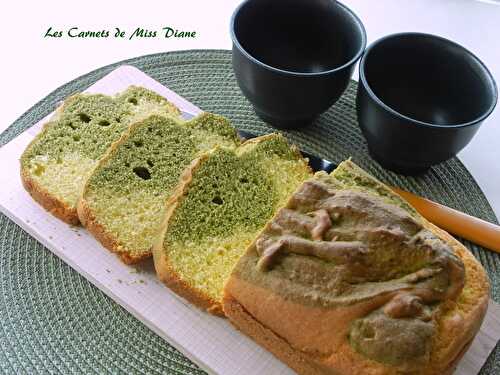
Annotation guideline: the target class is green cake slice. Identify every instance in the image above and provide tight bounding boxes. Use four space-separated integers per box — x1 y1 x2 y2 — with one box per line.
21 86 181 224
152 134 312 315
78 113 240 264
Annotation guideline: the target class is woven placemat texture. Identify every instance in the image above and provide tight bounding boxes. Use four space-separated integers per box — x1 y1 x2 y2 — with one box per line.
0 50 498 374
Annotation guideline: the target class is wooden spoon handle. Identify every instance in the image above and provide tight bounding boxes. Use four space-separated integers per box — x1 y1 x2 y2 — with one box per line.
392 188 500 254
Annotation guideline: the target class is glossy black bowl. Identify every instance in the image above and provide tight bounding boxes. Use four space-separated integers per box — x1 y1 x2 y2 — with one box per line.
357 32 497 175
230 0 366 129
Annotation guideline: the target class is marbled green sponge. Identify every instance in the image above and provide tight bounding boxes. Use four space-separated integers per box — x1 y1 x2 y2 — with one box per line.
21 86 181 224
78 113 240 264
152 134 313 315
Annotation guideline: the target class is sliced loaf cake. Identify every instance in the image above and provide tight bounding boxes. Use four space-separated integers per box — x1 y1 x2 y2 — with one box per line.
152 134 312 315
21 86 180 224
78 113 240 264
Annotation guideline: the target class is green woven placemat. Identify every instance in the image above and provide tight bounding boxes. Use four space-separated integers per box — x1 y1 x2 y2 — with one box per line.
0 50 498 374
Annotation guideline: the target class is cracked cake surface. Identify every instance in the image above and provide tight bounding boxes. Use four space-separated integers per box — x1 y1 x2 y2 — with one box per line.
223 160 489 375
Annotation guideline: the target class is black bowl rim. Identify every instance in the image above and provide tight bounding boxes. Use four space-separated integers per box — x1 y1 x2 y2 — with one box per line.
229 0 367 77
359 32 498 129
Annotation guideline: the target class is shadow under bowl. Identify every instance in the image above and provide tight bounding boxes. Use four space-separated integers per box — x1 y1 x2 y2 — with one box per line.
357 32 497 175
231 0 366 129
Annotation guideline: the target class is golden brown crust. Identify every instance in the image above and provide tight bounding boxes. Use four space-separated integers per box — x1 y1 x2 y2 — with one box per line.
442 338 474 375
423 221 489 371
223 217 490 374
223 295 474 375
76 198 149 264
20 105 81 225
223 294 330 375
20 169 80 225
153 248 225 316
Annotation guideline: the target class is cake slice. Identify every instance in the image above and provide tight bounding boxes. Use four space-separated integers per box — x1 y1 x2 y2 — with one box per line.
20 86 180 224
152 134 312 315
78 113 240 264
223 160 490 375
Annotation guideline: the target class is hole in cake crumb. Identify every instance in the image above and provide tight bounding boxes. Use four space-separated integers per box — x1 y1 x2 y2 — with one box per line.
68 122 76 130
133 140 143 147
128 98 138 105
125 162 130 167
116 117 121 123
212 196 223 205
239 177 249 183
133 166 151 180
98 120 110 127
73 135 80 142
361 325 375 339
147 159 154 167
78 113 91 123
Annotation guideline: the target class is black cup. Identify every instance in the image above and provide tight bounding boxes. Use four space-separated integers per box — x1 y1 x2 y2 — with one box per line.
230 0 366 129
357 32 497 175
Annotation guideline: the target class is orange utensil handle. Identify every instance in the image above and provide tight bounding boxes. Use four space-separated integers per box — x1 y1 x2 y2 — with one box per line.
392 188 500 254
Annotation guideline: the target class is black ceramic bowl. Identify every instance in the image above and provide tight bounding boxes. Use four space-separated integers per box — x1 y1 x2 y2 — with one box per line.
230 0 366 129
357 32 497 175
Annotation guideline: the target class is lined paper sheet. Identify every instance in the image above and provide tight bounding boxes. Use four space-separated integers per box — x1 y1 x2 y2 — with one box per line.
0 65 497 375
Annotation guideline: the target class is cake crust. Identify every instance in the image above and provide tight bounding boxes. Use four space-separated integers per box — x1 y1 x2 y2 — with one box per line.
77 197 149 264
20 105 80 225
21 169 79 225
223 291 478 375
222 162 490 375
223 218 489 374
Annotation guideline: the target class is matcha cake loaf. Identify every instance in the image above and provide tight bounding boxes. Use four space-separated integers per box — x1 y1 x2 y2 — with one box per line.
78 113 240 264
21 86 180 224
152 134 312 315
223 160 490 375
